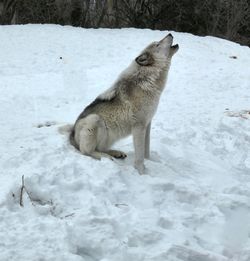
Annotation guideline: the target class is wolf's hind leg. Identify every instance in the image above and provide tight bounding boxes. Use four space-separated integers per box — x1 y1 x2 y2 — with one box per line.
77 115 112 160
87 151 113 160
106 150 127 159
79 128 112 160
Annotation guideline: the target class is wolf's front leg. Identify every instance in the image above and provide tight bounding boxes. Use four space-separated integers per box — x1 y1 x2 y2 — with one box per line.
132 125 146 174
144 122 151 159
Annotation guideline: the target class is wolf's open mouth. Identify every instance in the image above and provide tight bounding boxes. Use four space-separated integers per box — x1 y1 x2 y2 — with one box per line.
171 44 179 49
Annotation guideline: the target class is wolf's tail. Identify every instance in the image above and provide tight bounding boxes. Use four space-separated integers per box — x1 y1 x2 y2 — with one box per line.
58 124 79 150
58 124 73 134
69 129 79 150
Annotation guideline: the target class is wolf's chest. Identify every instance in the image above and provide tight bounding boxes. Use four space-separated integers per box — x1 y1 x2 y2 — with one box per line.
131 94 160 122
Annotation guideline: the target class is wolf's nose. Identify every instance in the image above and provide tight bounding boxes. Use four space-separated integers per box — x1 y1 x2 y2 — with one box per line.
167 33 173 38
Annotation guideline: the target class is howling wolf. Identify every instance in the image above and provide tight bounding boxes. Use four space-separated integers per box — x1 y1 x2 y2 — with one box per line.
69 34 178 174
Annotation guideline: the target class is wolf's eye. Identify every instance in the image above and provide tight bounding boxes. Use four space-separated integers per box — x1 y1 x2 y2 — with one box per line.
156 43 160 47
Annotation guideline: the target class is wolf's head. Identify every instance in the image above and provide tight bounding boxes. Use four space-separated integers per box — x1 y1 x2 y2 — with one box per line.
135 34 178 67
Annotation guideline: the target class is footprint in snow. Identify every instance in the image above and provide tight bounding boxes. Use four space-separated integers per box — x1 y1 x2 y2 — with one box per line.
36 121 57 128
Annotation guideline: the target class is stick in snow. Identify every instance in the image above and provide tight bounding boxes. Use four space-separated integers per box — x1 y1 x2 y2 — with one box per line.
20 175 25 207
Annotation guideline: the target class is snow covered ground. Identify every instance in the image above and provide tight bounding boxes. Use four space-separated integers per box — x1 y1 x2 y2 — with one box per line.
0 24 250 261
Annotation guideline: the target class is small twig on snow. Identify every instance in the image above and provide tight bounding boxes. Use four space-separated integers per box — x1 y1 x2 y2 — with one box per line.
19 175 35 207
60 213 75 219
115 203 128 208
20 175 25 207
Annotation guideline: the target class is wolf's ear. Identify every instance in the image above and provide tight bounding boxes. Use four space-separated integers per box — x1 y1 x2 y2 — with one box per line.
135 52 153 66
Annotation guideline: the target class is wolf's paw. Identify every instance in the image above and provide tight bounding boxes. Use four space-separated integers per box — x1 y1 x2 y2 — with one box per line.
107 150 127 159
134 162 146 175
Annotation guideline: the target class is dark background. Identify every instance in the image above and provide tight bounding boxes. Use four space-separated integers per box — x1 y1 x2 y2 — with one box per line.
1 0 249 47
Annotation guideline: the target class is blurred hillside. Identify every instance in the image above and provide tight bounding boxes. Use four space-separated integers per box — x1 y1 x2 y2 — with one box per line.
0 0 249 47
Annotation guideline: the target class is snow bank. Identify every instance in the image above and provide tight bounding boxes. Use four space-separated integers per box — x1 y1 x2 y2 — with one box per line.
0 24 250 260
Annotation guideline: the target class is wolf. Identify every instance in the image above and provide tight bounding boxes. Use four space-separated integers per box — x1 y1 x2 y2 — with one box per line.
69 33 178 174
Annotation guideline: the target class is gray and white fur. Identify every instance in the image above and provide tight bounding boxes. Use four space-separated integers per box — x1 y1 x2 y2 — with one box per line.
69 34 179 174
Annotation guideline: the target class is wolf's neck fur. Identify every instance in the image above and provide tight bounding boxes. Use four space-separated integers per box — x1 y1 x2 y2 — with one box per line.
122 60 171 94
97 60 171 102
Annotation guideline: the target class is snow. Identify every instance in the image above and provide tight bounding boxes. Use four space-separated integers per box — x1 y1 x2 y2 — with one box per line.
0 24 250 261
